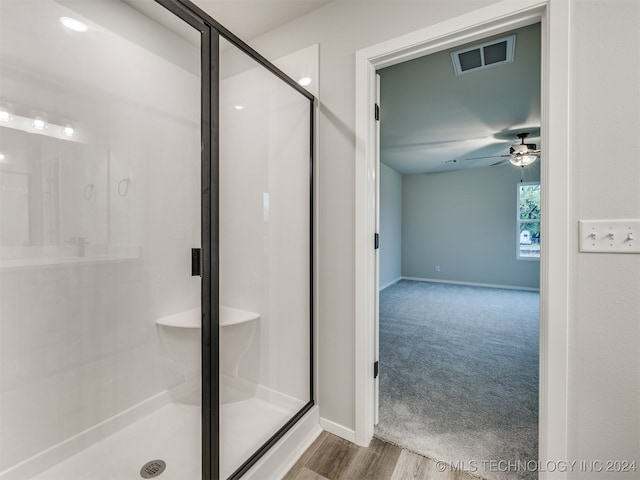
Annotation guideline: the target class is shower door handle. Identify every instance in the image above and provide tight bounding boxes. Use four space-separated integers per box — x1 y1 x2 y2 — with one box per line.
191 248 201 276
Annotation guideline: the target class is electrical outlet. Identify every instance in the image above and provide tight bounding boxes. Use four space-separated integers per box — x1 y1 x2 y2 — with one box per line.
434 265 441 272
579 219 640 253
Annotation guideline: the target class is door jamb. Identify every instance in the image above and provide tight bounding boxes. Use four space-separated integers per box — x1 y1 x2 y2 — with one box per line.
354 1 570 478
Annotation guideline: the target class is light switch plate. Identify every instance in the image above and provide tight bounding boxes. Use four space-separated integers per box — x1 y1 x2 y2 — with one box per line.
579 219 640 253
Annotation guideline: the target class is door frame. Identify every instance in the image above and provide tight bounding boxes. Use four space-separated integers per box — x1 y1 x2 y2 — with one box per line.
354 1 570 478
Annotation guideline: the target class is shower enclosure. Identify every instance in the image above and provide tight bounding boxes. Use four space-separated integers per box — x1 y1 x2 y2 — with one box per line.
0 1 314 479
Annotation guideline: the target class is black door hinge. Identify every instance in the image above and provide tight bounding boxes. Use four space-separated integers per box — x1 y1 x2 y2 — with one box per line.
374 361 379 379
374 233 379 250
191 248 201 276
375 103 380 121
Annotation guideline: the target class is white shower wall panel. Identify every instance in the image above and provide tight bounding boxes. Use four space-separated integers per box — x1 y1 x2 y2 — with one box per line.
219 58 311 404
0 1 201 472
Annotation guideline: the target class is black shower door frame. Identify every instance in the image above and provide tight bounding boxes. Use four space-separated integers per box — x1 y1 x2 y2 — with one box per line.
154 1 315 479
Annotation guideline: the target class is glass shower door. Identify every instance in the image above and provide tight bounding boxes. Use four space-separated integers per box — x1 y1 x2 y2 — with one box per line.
218 37 314 479
0 1 203 478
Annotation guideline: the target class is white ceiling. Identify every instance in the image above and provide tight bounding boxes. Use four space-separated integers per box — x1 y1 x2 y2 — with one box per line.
0 0 329 133
190 0 333 40
379 23 541 175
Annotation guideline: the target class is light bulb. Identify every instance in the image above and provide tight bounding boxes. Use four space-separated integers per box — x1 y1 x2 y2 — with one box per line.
33 118 46 130
64 126 74 137
298 76 312 86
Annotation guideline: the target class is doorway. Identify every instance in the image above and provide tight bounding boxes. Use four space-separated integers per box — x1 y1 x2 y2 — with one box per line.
354 2 571 478
374 24 541 478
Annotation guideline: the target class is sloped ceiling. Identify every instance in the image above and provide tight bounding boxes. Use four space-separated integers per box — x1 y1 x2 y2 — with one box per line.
379 23 541 175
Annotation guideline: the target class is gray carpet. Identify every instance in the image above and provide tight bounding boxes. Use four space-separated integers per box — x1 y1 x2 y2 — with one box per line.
375 280 539 480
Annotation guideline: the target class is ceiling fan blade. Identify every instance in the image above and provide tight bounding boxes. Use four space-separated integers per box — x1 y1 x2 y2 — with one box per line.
490 158 512 166
465 154 510 161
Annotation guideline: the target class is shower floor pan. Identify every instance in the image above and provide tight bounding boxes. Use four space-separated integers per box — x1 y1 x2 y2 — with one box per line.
30 380 302 480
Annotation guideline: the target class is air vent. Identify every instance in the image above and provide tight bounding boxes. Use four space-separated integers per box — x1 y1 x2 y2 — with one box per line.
451 35 516 75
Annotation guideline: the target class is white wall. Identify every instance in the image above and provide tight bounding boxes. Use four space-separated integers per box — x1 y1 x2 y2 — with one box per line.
232 0 502 434
379 163 402 289
200 0 640 469
402 164 540 289
567 0 640 475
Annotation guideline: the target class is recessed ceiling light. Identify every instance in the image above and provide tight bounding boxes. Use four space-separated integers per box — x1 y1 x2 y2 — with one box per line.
0 153 5 161
298 76 312 87
60 17 88 33
0 104 13 121
234 105 244 110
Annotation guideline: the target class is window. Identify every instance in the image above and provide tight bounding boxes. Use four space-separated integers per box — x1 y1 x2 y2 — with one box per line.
517 182 540 259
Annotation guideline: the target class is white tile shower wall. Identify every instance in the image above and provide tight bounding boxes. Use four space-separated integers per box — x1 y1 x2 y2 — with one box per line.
0 3 201 472
0 124 199 473
265 87 312 402
219 47 312 404
0 261 171 470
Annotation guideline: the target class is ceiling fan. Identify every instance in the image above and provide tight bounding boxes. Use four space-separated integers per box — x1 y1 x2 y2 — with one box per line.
466 132 541 167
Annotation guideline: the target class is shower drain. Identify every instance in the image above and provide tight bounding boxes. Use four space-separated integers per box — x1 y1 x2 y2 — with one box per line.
140 459 166 478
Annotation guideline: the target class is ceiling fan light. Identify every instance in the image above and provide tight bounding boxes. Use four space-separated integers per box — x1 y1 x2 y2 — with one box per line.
509 154 537 167
511 144 528 154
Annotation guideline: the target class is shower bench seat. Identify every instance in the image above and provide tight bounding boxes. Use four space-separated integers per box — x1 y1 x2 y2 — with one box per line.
156 306 260 328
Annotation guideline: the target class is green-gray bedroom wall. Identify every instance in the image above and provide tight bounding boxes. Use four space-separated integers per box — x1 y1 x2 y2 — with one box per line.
395 162 541 289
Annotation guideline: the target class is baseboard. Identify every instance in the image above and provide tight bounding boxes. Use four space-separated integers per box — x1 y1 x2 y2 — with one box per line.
401 276 540 292
0 389 173 480
319 417 356 443
244 406 322 480
379 276 402 291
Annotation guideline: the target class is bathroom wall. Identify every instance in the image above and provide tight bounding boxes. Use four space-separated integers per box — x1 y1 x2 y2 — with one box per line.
567 1 640 473
233 0 501 432
205 0 640 470
0 1 201 472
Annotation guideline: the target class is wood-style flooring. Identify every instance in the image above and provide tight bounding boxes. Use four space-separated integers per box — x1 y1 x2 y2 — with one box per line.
284 431 478 480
